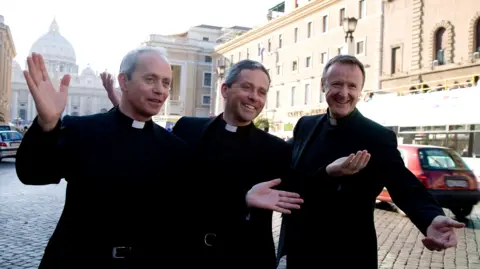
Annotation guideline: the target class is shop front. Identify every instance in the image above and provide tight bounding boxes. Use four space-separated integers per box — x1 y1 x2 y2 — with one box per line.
357 87 480 157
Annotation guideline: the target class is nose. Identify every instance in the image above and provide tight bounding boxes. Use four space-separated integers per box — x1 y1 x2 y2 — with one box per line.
248 90 261 102
337 85 349 97
152 84 170 96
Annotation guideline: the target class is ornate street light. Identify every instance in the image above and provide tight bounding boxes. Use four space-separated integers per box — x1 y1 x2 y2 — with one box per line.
343 17 358 42
217 65 226 79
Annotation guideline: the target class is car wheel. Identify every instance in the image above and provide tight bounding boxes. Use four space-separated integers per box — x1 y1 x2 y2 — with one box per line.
450 206 473 221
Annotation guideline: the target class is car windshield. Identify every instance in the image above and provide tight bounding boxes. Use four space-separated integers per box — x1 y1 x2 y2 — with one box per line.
418 148 469 170
0 126 11 131
0 131 23 142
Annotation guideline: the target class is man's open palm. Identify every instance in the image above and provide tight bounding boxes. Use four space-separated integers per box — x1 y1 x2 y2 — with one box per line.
422 216 465 251
246 178 304 214
24 53 70 131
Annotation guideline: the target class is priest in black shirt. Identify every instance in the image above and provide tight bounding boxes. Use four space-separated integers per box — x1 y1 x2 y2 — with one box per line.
16 48 193 268
103 60 305 269
279 55 466 268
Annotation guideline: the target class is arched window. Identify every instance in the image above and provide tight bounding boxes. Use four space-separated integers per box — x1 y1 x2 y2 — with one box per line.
435 27 446 65
475 19 480 52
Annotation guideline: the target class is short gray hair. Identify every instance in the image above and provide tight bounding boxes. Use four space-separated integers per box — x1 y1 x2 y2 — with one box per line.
321 55 366 88
224 60 271 87
119 46 169 80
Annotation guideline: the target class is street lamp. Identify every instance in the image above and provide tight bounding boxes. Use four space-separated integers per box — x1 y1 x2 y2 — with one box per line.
342 17 358 43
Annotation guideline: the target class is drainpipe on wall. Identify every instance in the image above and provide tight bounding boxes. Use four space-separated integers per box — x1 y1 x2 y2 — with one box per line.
376 0 386 90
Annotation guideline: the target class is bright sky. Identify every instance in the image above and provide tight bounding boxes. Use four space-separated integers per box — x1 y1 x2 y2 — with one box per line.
2 0 280 74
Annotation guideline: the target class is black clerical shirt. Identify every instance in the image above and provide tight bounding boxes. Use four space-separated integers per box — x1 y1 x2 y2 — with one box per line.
16 107 192 268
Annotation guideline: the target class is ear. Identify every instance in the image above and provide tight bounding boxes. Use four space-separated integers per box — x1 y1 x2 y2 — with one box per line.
321 79 327 93
118 73 128 92
221 83 228 99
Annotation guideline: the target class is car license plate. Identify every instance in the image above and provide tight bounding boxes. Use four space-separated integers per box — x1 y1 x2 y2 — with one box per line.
446 179 468 188
10 142 20 147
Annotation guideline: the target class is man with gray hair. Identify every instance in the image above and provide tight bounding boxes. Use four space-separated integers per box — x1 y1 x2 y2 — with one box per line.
103 59 366 268
15 47 194 268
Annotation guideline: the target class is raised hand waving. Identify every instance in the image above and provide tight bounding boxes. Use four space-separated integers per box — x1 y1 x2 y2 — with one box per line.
24 53 70 131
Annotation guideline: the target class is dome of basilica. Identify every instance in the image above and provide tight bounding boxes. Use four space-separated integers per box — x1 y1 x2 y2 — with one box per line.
29 18 76 65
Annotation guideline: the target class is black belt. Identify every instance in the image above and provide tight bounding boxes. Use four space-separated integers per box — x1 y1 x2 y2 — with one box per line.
112 246 132 259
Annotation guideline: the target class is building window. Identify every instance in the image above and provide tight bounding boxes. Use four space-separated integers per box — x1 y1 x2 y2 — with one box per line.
321 52 328 64
275 52 279 63
322 15 328 33
292 60 298 71
359 0 366 19
294 28 298 43
291 87 296 106
257 43 261 56
305 56 311 67
268 38 272 52
230 55 234 67
475 19 480 52
339 8 346 26
435 27 446 65
201 95 211 105
279 34 283 48
337 47 343 55
276 90 280 108
19 109 26 120
356 41 364 55
203 72 212 87
304 84 310 105
246 48 250 59
307 22 312 38
238 52 242 61
391 46 401 74
202 37 209 41
204 56 212 63
276 65 281 75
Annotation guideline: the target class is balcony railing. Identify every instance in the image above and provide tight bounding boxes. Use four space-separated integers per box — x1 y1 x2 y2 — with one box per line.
365 73 480 97
146 34 216 50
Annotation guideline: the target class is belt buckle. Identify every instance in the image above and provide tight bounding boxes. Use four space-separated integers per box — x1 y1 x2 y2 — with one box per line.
112 246 130 259
204 233 217 247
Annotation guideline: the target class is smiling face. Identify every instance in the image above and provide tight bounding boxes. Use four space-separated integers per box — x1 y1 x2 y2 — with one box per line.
119 51 172 120
322 62 364 119
221 69 269 126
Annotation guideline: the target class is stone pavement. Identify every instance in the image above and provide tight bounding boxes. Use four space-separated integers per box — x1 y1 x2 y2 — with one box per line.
1 159 479 269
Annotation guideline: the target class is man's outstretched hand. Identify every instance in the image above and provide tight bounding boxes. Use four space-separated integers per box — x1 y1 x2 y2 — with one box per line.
326 150 371 177
246 178 304 214
100 72 121 106
422 215 465 251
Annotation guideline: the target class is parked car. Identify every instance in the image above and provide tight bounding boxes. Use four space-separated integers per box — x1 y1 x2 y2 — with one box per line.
0 130 23 161
0 124 13 131
377 144 480 220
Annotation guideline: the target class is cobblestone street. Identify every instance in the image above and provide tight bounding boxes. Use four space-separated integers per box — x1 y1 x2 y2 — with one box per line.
1 159 479 269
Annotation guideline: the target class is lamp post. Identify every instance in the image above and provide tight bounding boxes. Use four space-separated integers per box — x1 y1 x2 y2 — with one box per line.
342 17 358 55
211 64 226 117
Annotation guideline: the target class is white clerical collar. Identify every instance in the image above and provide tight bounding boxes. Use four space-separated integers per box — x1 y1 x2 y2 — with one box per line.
131 120 145 129
225 123 238 132
329 117 338 126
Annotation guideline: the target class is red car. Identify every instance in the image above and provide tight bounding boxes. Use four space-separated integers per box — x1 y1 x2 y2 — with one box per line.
377 144 480 220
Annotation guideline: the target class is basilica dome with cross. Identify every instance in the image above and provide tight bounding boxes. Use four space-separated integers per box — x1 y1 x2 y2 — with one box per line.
10 18 113 125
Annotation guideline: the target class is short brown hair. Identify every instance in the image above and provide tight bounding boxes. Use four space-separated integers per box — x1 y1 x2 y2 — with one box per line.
321 55 366 88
